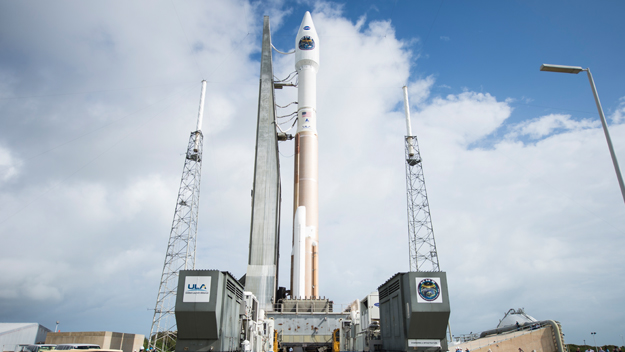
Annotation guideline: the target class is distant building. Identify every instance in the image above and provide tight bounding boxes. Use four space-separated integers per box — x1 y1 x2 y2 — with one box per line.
0 323 51 352
45 332 144 352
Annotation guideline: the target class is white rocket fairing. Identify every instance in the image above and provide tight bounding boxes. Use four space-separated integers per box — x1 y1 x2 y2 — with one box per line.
291 11 320 299
294 11 319 134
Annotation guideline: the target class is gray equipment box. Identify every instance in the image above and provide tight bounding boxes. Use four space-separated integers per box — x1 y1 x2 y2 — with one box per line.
175 270 244 352
378 272 450 352
268 299 345 350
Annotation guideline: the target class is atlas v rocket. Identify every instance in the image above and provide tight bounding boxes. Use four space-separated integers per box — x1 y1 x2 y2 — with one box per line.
291 12 320 299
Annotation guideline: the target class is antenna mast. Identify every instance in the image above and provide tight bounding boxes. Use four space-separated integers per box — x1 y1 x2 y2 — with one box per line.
149 80 207 352
402 86 440 272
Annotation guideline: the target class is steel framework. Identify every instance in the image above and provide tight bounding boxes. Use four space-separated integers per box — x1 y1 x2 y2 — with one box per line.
148 130 204 352
404 135 440 272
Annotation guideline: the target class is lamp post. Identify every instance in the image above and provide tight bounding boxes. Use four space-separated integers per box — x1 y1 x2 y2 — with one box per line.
591 332 597 352
540 64 625 205
55 321 59 333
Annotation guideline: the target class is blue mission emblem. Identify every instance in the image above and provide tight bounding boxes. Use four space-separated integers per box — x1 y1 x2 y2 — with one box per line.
417 278 440 301
299 36 315 50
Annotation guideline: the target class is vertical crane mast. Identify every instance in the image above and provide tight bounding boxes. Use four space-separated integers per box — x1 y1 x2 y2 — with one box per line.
402 86 440 272
149 81 207 352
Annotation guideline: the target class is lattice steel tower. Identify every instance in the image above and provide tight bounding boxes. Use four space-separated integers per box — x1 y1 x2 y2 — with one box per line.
149 81 207 352
402 86 440 272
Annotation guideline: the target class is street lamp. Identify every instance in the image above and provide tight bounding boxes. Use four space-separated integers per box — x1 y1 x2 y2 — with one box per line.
591 332 598 352
540 64 625 205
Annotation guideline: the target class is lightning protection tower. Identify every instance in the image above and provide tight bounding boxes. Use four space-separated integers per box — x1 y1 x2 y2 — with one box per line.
402 86 440 272
149 81 207 352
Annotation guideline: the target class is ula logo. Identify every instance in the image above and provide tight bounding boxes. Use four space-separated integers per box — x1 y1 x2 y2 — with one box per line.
187 283 207 291
183 276 211 302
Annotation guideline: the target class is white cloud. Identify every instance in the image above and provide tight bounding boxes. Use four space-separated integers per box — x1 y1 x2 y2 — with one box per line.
0 0 263 333
313 2 345 19
611 96 625 123
416 99 625 335
407 75 434 107
416 91 512 146
508 113 599 140
0 146 19 182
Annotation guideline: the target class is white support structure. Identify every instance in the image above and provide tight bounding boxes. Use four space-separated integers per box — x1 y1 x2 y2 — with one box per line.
149 81 207 352
402 86 440 272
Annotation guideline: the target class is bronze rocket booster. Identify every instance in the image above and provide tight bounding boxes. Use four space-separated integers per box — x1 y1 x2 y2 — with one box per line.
291 11 320 299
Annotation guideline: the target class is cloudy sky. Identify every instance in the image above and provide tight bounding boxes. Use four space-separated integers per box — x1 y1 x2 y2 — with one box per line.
1 0 624 347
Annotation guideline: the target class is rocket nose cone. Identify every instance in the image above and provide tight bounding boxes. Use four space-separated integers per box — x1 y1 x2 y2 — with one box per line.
295 11 319 68
302 11 313 26
297 11 316 35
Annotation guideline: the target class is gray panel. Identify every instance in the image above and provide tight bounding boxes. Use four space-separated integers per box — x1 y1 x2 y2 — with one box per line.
380 301 391 340
378 272 451 352
405 272 450 340
176 270 244 352
246 15 282 313
176 270 221 340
